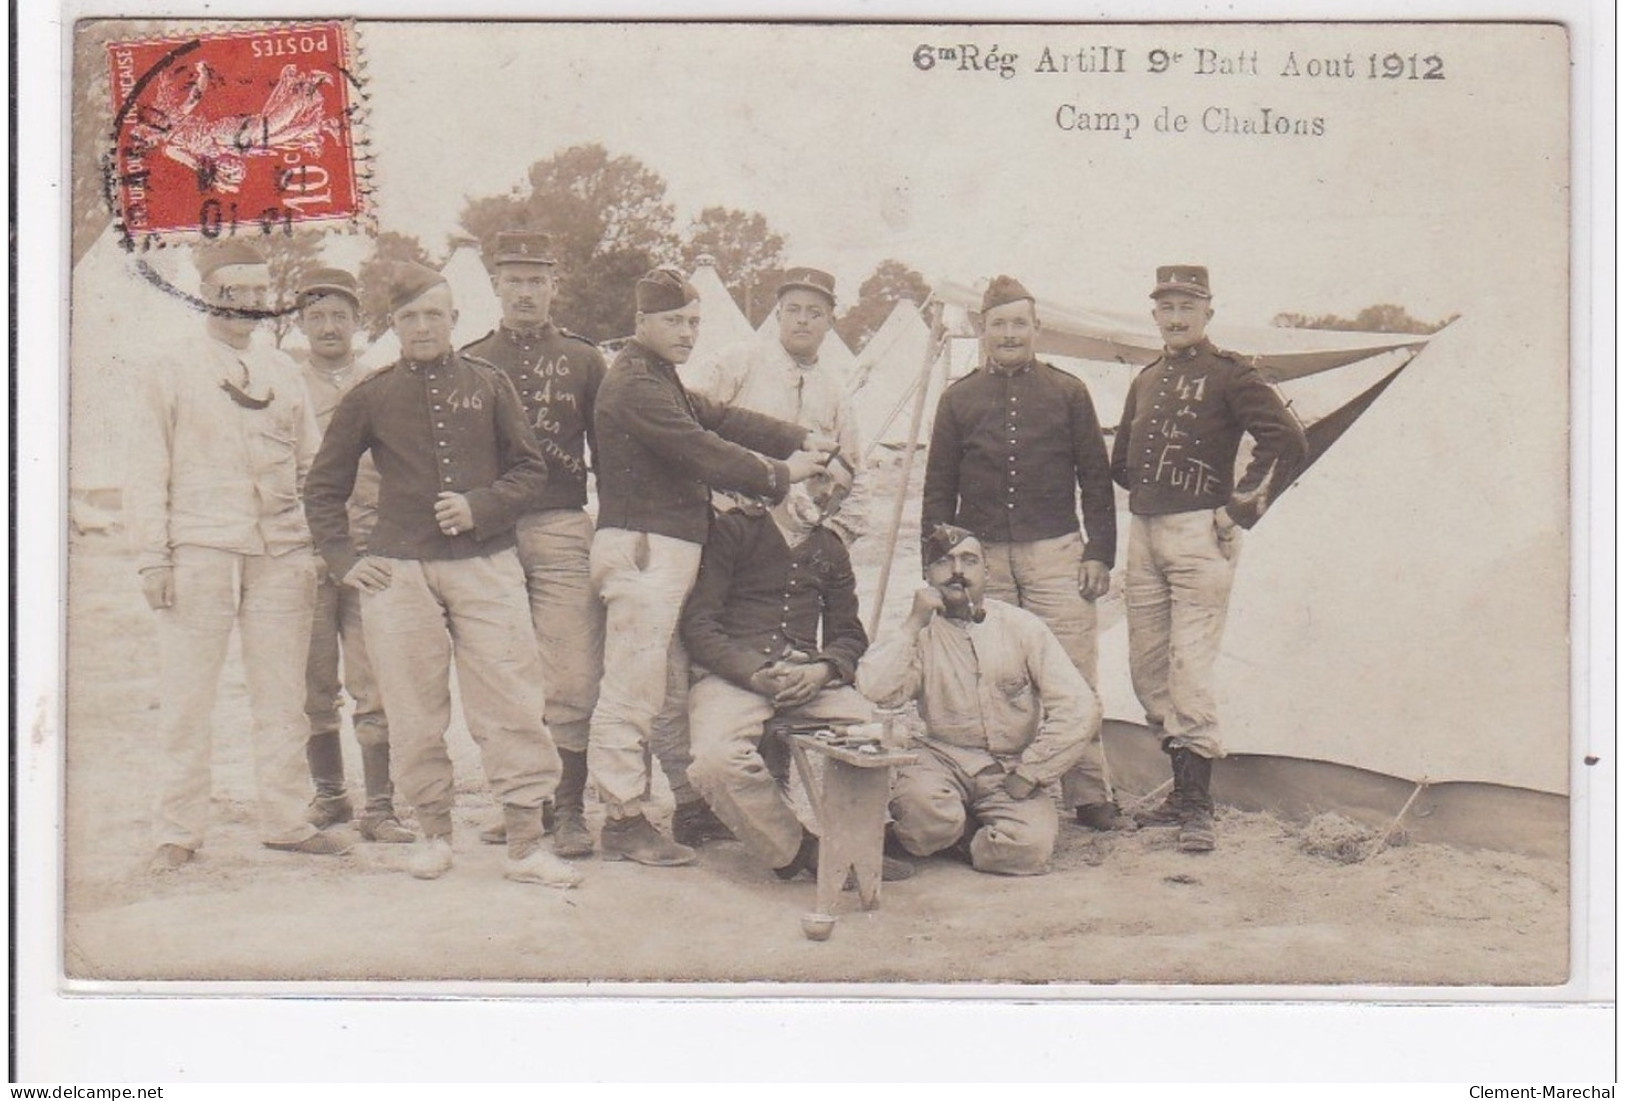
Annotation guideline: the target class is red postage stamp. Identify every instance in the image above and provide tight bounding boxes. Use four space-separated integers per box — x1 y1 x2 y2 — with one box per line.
106 21 364 240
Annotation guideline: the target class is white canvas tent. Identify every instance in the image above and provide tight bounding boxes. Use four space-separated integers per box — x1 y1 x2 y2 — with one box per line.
685 259 756 368
846 300 944 450
1085 319 1566 811
69 230 199 495
356 327 400 370
1092 315 1567 799
914 277 1567 811
933 277 1432 383
442 243 501 345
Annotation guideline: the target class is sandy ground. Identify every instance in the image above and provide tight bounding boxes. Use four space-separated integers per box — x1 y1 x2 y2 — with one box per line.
61 457 1569 987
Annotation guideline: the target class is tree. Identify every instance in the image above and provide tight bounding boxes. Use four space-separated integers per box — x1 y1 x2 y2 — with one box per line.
1272 304 1458 335
357 230 432 339
835 259 931 349
458 144 682 339
261 231 325 348
679 207 788 323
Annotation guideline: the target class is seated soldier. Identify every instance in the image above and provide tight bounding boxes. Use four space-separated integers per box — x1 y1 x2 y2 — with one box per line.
857 524 1103 876
682 460 910 882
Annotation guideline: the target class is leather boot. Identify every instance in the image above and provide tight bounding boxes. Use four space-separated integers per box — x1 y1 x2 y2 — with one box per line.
600 813 696 866
672 798 735 846
551 749 594 858
775 828 914 883
1134 740 1185 828
359 740 395 818
305 732 352 827
1075 801 1139 832
773 828 821 880
1174 748 1216 853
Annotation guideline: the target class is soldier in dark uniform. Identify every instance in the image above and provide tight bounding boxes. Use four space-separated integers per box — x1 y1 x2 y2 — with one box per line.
921 275 1130 832
461 231 607 860
587 267 836 867
1116 265 1308 853
304 262 582 889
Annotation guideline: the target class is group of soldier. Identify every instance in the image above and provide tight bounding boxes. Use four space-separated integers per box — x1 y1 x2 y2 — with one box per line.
128 228 1307 891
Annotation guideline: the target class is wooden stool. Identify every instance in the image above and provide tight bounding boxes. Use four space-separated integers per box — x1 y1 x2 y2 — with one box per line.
787 733 916 939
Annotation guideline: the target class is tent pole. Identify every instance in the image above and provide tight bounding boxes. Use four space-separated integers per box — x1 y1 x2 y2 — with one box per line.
866 300 946 639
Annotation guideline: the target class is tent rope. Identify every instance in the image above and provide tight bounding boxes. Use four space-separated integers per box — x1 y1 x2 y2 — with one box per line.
1365 778 1429 861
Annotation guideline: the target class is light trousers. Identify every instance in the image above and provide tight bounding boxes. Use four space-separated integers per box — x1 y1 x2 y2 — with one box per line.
152 545 319 849
514 509 604 754
889 740 1059 876
587 528 703 818
1124 511 1239 759
982 532 1111 806
361 551 559 838
687 674 872 867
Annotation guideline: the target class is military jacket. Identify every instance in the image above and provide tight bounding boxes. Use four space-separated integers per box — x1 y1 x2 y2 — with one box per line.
1111 339 1308 528
921 358 1116 567
681 510 867 691
305 352 547 580
460 323 606 511
593 340 808 545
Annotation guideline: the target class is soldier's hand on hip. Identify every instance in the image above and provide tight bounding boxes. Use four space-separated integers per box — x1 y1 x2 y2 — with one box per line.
1213 507 1242 562
343 557 393 593
140 567 175 611
434 491 474 536
1078 559 1111 600
784 450 830 484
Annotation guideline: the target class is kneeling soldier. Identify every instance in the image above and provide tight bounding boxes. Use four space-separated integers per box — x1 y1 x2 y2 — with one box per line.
859 524 1103 876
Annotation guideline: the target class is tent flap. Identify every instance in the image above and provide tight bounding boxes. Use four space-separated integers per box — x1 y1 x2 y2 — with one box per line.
932 278 1431 379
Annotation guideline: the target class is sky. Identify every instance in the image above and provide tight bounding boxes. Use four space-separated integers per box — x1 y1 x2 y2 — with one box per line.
360 21 1569 338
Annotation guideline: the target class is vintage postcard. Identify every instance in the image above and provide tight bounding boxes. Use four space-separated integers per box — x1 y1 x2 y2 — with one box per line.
17 3 1613 1081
